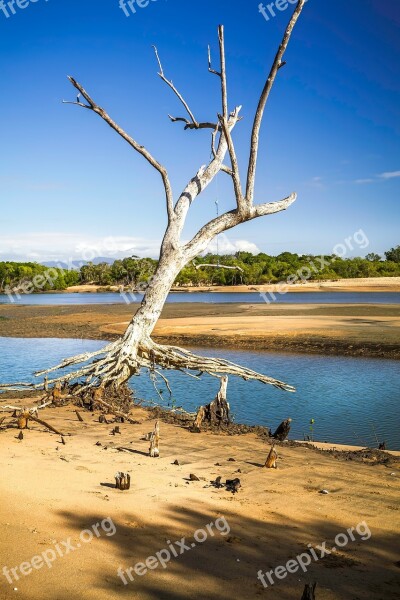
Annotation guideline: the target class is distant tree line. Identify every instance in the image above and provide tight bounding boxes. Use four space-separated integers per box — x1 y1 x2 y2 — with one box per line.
1 246 399 294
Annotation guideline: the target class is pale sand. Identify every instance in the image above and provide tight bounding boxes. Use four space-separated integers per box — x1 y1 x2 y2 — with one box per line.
0 399 399 600
66 277 400 294
101 311 400 356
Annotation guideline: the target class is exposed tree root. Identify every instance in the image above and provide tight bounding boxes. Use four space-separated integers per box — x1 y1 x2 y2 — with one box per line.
0 335 295 395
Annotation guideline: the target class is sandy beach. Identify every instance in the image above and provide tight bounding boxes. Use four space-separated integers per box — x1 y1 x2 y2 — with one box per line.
65 277 400 294
0 398 399 600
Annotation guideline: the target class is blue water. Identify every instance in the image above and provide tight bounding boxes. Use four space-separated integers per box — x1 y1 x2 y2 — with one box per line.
1 338 399 449
0 291 399 305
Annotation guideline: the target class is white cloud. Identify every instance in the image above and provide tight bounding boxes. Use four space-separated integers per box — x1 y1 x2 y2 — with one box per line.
379 170 400 179
205 234 260 255
0 232 261 263
0 233 162 263
355 178 375 184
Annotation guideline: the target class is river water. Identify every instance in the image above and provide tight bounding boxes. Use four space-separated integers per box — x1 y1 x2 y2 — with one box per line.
1 338 398 450
1 291 400 305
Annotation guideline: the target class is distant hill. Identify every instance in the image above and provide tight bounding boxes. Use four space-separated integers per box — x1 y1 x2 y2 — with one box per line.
41 257 116 270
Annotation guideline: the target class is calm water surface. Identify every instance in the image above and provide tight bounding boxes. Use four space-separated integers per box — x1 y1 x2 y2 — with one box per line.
1 338 398 449
0 291 400 305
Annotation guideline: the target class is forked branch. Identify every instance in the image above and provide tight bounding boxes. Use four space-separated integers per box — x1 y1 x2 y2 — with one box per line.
64 77 175 222
246 0 307 204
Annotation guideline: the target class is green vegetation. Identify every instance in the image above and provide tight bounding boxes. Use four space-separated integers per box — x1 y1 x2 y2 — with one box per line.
0 262 79 294
0 246 399 295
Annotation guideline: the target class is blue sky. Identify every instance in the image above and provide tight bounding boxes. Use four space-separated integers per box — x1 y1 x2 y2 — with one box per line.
0 0 399 262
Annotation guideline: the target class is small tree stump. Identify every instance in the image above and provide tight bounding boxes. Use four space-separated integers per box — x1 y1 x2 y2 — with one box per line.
52 383 62 407
301 582 317 600
265 445 278 468
149 421 160 457
115 472 131 490
17 410 29 430
193 376 230 431
273 418 292 441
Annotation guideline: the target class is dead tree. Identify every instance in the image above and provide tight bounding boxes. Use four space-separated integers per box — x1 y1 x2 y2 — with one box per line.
194 376 230 430
0 1 307 398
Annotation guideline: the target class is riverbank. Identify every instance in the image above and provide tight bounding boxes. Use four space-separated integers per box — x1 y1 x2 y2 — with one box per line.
65 276 400 294
0 397 398 600
1 302 399 359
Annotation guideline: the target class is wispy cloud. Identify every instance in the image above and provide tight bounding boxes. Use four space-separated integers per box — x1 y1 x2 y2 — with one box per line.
379 170 400 179
306 176 326 190
353 170 400 184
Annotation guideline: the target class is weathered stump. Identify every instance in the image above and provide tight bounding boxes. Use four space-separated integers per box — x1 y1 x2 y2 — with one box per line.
273 418 292 441
301 582 317 599
52 382 63 407
149 421 160 457
17 410 29 430
115 471 131 490
265 445 278 468
193 376 230 431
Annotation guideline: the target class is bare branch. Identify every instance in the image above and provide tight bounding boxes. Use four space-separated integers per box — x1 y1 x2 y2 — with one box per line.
218 112 244 209
174 108 242 227
194 264 243 272
153 45 198 127
218 25 229 121
185 192 296 258
208 44 221 77
168 115 219 131
246 0 306 204
66 76 175 222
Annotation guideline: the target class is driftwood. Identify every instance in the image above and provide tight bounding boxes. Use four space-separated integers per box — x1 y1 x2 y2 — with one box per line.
265 445 278 469
0 402 64 436
115 471 131 490
273 418 292 441
149 421 160 457
90 390 138 425
193 376 230 431
75 410 84 422
301 583 317 600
